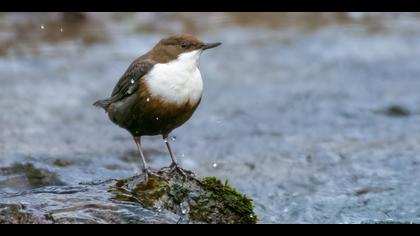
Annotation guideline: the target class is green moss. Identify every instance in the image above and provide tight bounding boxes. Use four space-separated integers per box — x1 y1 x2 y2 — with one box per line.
115 179 128 188
110 169 258 224
192 177 257 224
169 183 190 204
132 177 168 207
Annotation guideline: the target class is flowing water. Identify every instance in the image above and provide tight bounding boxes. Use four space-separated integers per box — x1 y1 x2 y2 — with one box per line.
1 12 420 223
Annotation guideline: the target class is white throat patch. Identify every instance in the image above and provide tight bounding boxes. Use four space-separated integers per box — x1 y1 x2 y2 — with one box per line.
145 50 203 105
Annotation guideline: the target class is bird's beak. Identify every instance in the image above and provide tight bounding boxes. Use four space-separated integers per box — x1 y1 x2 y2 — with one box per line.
202 42 222 50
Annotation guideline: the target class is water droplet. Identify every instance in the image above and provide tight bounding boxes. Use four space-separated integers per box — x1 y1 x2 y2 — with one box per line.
171 136 177 141
163 138 168 143
146 98 150 102
181 153 185 158
127 86 134 94
135 131 139 134
212 163 218 168
40 25 45 29
156 117 159 121
59 27 63 32
180 202 189 215
130 79 135 84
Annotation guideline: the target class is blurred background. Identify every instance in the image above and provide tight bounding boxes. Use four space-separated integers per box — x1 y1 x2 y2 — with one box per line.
1 12 420 223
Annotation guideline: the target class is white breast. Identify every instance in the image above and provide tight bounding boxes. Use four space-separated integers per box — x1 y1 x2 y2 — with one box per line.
145 50 203 105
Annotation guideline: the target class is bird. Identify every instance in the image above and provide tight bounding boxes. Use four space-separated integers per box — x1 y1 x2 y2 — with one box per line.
94 34 221 180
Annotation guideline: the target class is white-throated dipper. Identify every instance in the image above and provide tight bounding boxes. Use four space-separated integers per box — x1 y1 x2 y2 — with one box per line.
94 34 221 180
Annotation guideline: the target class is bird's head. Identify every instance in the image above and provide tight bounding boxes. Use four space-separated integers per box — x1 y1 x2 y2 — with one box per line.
150 34 221 64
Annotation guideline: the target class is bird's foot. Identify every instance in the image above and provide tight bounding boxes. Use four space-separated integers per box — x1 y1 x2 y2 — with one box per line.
143 168 164 182
169 163 190 178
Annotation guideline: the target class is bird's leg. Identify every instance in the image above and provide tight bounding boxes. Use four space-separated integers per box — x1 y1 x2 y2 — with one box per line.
163 134 187 177
134 136 161 181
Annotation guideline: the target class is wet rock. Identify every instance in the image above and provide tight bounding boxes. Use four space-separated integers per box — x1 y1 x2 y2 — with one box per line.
380 105 411 117
0 163 64 191
53 159 76 167
0 204 52 224
0 183 180 224
355 187 394 196
0 168 257 224
110 168 258 224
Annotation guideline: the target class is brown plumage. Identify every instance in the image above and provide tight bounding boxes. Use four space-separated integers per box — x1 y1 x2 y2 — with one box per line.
107 78 201 137
94 34 221 180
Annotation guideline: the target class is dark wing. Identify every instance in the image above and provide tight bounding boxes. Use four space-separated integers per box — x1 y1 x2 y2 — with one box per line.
93 59 155 110
111 59 155 100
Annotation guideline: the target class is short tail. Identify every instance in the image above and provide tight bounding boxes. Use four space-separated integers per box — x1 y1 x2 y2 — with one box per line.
93 99 112 111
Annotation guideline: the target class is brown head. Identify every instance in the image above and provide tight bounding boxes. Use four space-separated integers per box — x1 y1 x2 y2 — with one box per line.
147 34 221 63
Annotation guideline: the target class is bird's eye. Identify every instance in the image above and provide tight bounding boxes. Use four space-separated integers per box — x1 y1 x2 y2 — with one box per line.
181 42 188 48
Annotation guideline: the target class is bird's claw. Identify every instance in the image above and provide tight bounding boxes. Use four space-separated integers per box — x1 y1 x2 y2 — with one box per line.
169 163 189 178
143 168 164 182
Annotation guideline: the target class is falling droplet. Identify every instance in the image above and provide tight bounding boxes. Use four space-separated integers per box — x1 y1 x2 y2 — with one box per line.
156 117 159 121
130 79 135 84
171 136 177 141
212 163 218 168
59 27 63 32
181 153 185 158
40 25 45 29
164 138 168 143
146 98 150 102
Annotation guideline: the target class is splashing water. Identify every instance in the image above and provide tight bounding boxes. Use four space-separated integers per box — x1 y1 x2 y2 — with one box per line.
180 202 190 215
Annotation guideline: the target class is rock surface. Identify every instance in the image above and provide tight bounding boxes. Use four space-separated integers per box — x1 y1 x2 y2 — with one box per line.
0 167 257 224
111 168 257 224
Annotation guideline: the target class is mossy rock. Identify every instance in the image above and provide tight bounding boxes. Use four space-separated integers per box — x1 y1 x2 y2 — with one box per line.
110 168 257 224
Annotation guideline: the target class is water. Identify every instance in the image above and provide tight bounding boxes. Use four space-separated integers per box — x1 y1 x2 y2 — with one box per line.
1 12 420 223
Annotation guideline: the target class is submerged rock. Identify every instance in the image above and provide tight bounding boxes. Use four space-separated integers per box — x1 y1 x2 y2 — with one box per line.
0 204 51 224
0 163 64 191
379 105 411 117
110 168 258 224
